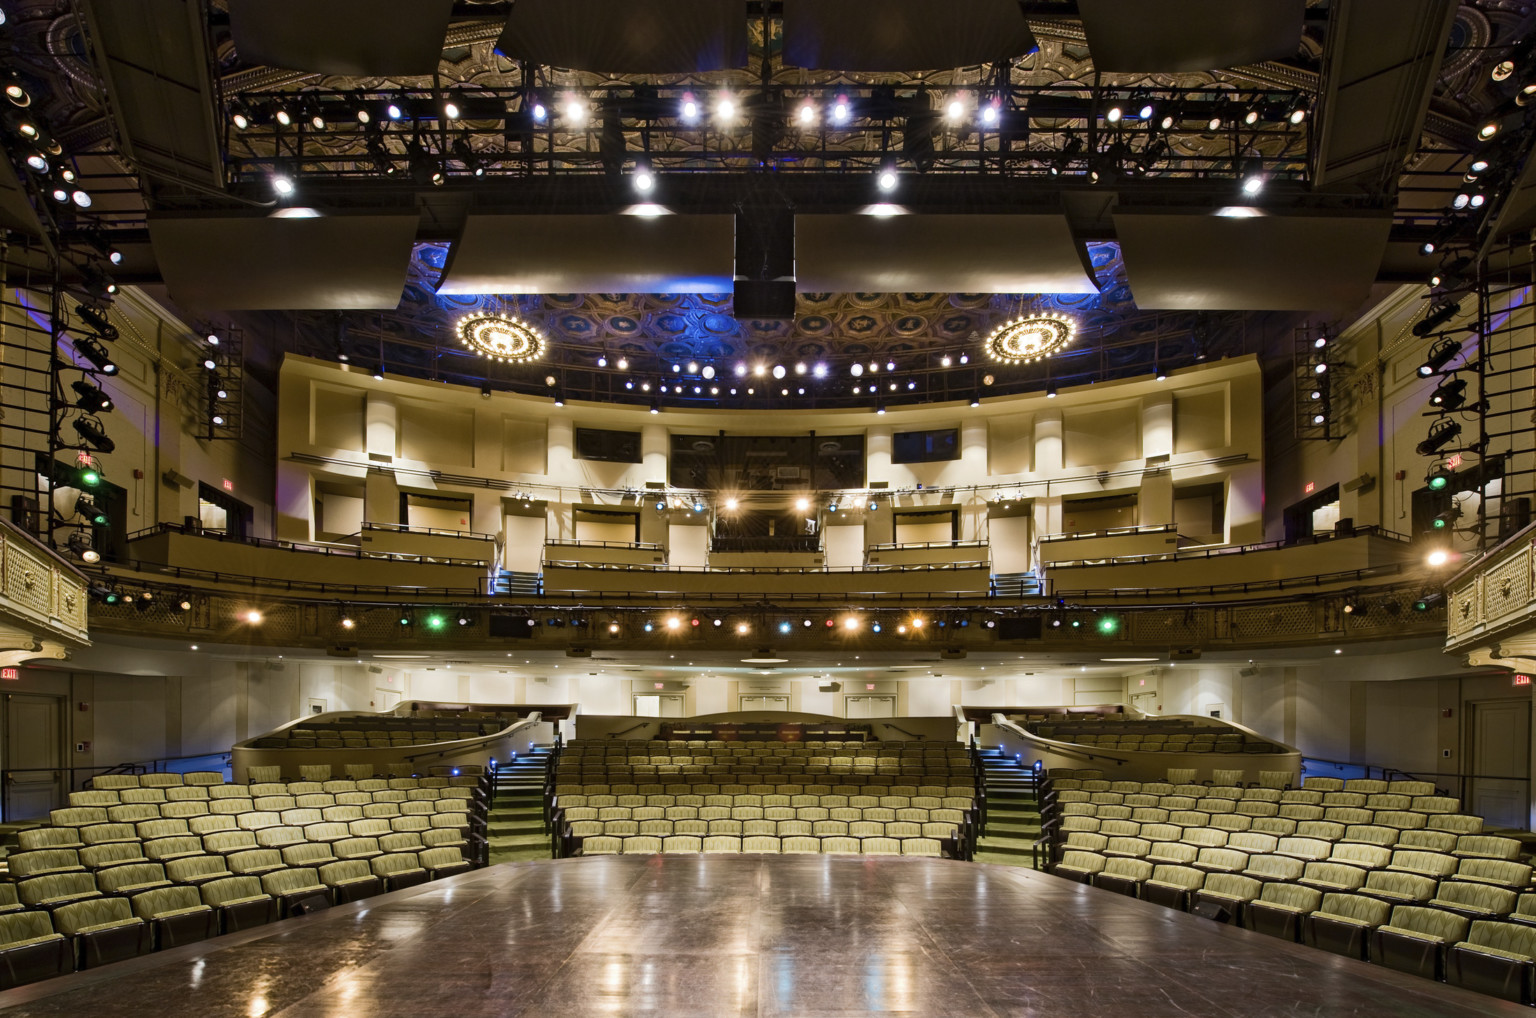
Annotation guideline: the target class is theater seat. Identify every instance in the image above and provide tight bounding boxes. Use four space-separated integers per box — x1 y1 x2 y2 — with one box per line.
1192 873 1261 923
1454 859 1534 890
1358 870 1436 906
421 847 473 879
1141 865 1205 911
780 836 820 854
1094 858 1153 897
1244 883 1322 941
1297 861 1368 894
1301 892 1390 959
0 911 72 989
1430 881 1517 920
1370 905 1470 981
1447 921 1536 1004
318 860 382 903
18 872 101 910
129 886 218 949
260 868 332 917
200 876 276 932
1052 851 1106 884
166 855 234 887
53 897 151 970
96 862 173 897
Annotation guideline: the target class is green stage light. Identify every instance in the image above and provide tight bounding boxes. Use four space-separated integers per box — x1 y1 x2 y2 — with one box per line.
79 468 100 487
425 613 447 631
1097 615 1120 635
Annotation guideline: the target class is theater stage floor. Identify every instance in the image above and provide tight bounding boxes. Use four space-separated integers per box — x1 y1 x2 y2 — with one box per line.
0 856 1520 1017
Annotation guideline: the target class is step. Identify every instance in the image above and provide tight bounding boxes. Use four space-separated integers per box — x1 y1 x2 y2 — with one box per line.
487 832 550 850
975 836 1037 857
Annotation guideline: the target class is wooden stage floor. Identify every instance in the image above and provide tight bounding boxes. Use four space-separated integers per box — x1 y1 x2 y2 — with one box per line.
0 855 1520 1017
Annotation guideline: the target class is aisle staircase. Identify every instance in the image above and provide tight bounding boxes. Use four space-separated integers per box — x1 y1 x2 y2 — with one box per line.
972 747 1044 866
490 570 542 596
486 744 556 864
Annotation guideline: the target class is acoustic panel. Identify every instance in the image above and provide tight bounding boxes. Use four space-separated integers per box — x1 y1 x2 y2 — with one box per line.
147 213 421 310
227 0 454 76
438 214 735 295
795 214 1097 294
80 0 222 186
496 0 745 73
782 0 1035 71
1077 0 1304 72
1112 209 1392 311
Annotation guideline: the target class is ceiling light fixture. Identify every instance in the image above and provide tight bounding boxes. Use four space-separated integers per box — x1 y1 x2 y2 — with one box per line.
457 312 547 363
985 313 1076 364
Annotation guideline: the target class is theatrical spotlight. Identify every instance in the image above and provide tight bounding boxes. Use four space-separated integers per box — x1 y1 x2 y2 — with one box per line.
74 493 107 526
1415 419 1462 456
1412 301 1462 338
74 304 117 339
72 416 114 453
1413 591 1444 612
1431 506 1461 531
66 532 100 564
1417 337 1463 376
1429 378 1466 410
1425 465 1454 492
71 379 112 411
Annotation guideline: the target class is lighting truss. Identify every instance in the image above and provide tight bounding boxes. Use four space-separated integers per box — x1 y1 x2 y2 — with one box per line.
221 84 1313 189
1292 324 1334 441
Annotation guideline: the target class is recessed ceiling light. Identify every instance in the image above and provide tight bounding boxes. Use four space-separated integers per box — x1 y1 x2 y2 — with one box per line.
1101 657 1160 663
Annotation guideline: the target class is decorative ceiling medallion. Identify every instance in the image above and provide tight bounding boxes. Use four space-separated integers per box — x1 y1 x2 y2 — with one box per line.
457 313 547 363
985 313 1076 364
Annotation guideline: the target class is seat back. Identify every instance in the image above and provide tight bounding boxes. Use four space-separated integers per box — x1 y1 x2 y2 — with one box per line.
1202 873 1261 902
1387 905 1469 943
1435 880 1517 914
1457 858 1534 888
54 896 136 936
130 885 205 920
261 867 324 896
1465 920 1536 956
1150 864 1205 891
0 911 57 946
1257 882 1322 911
17 872 97 906
97 862 167 893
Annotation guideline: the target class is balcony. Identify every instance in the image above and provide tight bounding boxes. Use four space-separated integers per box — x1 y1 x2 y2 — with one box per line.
123 523 488 595
1045 526 1419 599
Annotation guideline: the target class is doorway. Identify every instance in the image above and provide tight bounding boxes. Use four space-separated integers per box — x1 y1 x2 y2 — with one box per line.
1468 699 1530 830
739 695 790 711
1282 483 1340 543
634 694 686 718
844 695 896 719
4 693 64 821
197 482 253 540
375 688 402 711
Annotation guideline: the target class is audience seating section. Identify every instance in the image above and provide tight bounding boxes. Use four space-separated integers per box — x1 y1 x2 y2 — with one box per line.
554 738 977 859
0 766 492 986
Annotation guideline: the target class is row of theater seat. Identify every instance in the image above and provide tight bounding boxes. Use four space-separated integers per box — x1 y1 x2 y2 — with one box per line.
556 740 978 859
1043 772 1536 1004
0 767 489 988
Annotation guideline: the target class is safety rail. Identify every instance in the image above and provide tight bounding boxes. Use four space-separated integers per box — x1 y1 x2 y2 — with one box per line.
544 539 665 551
992 714 1131 766
1053 562 1406 598
361 521 495 540
2 751 233 820
1043 524 1415 569
1038 522 1180 544
125 522 491 568
865 539 989 553
543 560 990 575
92 560 484 598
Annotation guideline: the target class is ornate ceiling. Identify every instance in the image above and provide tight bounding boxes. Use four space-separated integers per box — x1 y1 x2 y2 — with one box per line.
2 1 1531 408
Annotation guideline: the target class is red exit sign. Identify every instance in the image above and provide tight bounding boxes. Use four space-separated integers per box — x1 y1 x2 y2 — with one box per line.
1303 482 1316 495
1515 674 1531 687
0 668 18 681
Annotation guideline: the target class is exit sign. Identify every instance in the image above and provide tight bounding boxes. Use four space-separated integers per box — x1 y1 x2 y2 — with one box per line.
0 668 18 681
1446 454 1463 469
1515 674 1531 687
222 478 234 492
1303 482 1316 495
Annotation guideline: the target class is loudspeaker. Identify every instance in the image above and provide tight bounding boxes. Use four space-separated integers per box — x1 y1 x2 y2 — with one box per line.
1190 900 1232 923
732 279 795 319
488 613 534 638
997 617 1043 640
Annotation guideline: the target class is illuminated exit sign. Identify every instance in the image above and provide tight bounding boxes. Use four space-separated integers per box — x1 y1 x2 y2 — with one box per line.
0 668 18 681
1515 674 1531 687
1303 482 1316 495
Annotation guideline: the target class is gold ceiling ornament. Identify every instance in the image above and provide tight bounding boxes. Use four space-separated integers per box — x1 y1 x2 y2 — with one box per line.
985 312 1077 364
457 313 547 363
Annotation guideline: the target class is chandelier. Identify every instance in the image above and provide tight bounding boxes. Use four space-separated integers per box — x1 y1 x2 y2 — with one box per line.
457 313 547 363
985 313 1076 364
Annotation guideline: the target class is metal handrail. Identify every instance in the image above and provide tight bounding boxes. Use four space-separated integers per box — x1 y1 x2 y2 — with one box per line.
543 560 990 575
866 539 989 552
544 539 665 551
93 560 484 597
606 723 651 739
360 521 495 540
1053 564 1406 598
125 523 491 568
1039 523 1179 543
1044 525 1415 568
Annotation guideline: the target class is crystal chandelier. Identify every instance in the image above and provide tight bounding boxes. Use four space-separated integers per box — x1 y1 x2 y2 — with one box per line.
985 313 1076 364
457 312 547 363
